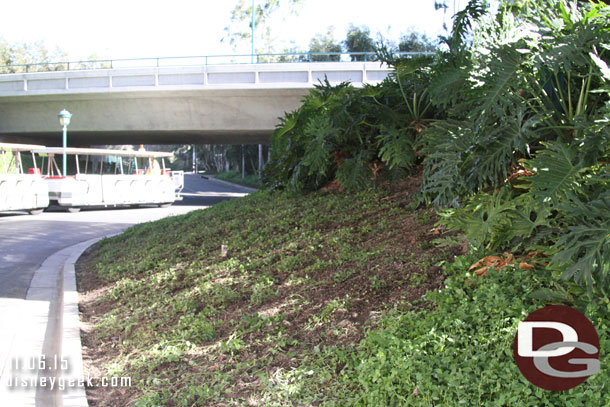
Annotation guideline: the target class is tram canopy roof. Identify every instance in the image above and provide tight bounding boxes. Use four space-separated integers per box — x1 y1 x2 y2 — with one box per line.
0 143 47 152
33 147 173 158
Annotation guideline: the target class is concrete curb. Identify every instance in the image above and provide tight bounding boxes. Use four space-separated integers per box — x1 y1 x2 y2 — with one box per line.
19 244 72 407
204 175 259 193
60 233 121 407
60 238 102 407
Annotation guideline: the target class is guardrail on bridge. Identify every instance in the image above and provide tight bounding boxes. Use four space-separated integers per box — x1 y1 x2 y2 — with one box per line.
0 51 433 74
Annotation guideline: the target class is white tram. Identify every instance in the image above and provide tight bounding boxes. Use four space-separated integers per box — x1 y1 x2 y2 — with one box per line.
35 147 184 212
0 143 50 215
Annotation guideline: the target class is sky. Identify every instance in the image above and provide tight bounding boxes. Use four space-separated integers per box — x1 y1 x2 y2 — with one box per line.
0 0 463 62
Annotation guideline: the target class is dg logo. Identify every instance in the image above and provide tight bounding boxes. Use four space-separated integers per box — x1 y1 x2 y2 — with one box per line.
513 305 601 391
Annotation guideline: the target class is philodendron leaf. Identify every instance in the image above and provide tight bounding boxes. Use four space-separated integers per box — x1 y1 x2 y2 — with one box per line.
552 197 610 289
377 127 416 170
523 141 583 206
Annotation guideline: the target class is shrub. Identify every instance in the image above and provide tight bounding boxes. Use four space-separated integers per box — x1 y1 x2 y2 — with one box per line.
426 0 610 290
262 57 438 192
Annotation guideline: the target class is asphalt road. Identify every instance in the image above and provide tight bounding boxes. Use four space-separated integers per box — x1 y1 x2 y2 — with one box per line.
0 174 251 299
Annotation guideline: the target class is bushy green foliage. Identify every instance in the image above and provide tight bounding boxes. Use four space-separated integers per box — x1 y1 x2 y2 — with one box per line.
420 0 610 205
262 61 437 191
344 24 377 61
262 1 610 290
426 0 610 290
0 37 69 73
308 29 343 61
398 31 437 53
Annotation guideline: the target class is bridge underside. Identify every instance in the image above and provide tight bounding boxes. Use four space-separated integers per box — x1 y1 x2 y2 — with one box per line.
0 88 307 146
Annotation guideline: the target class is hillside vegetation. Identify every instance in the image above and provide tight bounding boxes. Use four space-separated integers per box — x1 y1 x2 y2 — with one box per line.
78 1 610 406
78 183 608 406
264 0 610 293
78 179 467 406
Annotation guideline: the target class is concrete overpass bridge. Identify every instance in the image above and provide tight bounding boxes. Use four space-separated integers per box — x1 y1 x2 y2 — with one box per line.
0 54 397 146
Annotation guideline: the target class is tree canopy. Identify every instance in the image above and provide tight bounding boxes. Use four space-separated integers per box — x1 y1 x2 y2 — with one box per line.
223 0 303 53
308 29 342 61
0 38 67 73
398 31 437 52
344 24 376 61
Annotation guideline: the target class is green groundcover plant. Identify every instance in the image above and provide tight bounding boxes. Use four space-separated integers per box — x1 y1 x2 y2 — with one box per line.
271 253 609 406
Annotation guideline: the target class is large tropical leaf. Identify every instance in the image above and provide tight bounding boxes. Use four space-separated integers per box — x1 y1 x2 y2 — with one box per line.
336 151 374 192
428 60 469 108
301 115 334 177
522 141 584 205
377 126 416 170
466 109 539 189
448 0 489 52
552 196 610 290
418 120 474 206
438 188 517 249
470 44 527 121
274 110 299 139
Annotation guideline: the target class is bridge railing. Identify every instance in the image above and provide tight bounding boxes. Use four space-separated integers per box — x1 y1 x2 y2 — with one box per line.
0 51 434 74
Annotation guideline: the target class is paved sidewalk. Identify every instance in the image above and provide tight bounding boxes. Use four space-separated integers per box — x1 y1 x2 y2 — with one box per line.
0 241 84 406
0 236 121 407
